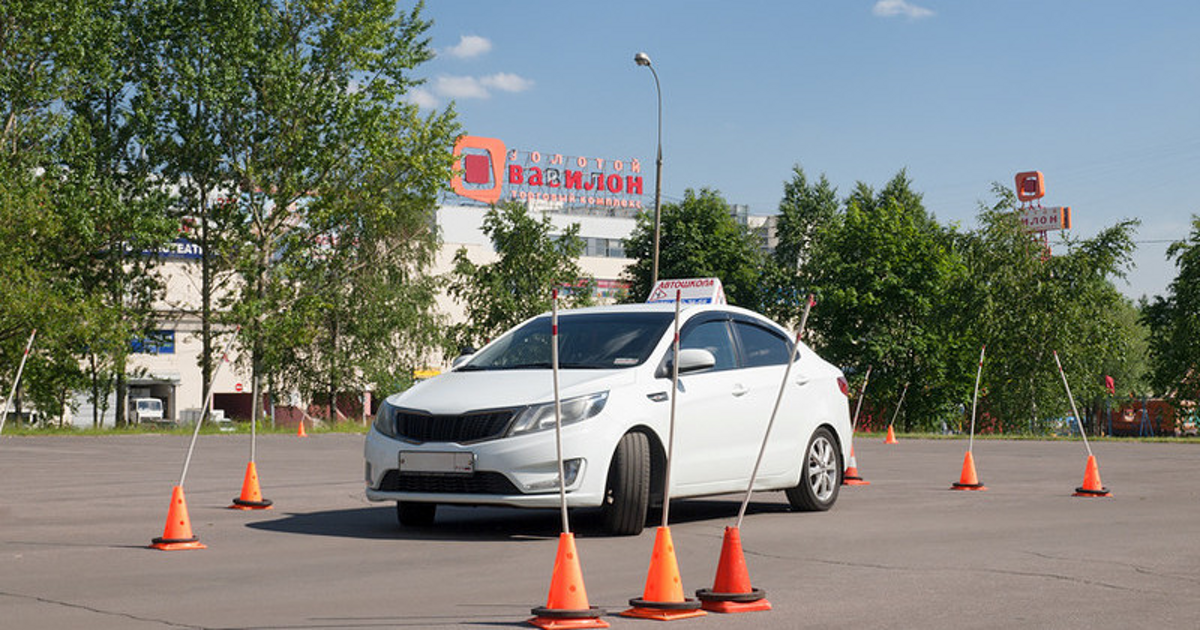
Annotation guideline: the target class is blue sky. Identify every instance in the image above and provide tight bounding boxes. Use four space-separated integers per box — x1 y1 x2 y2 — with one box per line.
411 1 1199 301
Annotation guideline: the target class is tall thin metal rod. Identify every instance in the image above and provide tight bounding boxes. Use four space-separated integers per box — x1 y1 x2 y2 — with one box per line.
179 327 239 487
661 289 681 528
850 366 873 432
1053 351 1093 457
736 295 814 529
0 329 37 436
551 290 570 534
968 345 986 453
888 383 910 429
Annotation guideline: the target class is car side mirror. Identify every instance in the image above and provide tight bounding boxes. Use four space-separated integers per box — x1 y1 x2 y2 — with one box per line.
676 348 717 374
451 353 474 369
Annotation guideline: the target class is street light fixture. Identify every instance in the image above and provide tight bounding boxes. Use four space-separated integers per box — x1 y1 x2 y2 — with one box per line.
634 51 663 289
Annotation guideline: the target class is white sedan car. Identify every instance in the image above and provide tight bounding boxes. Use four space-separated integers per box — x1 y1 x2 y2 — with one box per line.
364 302 852 535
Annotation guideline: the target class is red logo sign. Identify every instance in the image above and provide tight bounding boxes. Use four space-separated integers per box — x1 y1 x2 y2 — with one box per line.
451 135 506 204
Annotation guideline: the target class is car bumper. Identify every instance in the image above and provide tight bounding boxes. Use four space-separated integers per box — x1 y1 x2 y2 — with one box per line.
363 425 609 508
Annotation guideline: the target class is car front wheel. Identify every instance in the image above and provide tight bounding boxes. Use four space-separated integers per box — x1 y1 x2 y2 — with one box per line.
396 501 437 527
785 426 841 511
600 431 650 536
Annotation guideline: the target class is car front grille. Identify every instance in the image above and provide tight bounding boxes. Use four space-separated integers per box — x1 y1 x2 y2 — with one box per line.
393 409 516 443
377 469 521 494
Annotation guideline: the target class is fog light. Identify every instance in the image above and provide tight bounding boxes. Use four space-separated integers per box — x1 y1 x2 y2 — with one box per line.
525 458 583 492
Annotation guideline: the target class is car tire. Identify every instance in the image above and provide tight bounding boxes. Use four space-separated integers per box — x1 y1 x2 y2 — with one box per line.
600 432 650 536
396 501 437 527
785 426 841 512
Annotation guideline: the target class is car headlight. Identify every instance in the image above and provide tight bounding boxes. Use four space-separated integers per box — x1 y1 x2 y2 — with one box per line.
506 392 609 437
373 401 397 438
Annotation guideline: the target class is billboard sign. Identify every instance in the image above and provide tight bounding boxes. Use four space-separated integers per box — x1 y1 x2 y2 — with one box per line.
450 135 646 210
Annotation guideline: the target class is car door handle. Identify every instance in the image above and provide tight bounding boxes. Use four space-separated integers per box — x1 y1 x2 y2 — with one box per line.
794 377 811 386
731 384 749 397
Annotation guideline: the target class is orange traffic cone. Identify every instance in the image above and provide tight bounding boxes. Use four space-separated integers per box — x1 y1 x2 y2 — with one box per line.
843 445 869 486
296 418 308 437
951 450 986 491
695 526 771 613
1073 454 1111 497
885 425 899 444
621 526 706 621
528 532 608 629
150 485 206 551
230 461 273 510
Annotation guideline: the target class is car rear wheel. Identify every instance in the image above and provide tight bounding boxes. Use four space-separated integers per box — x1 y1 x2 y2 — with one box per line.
396 501 437 527
600 431 650 536
785 426 841 511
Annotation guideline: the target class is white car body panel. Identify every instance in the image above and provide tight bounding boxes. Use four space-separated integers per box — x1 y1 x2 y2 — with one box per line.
364 303 852 512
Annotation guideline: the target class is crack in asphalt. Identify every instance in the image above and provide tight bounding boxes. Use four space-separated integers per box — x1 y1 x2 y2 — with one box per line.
0 589 205 629
1023 550 1200 586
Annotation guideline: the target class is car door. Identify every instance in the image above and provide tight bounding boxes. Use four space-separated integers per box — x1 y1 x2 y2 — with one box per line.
670 314 764 493
730 317 803 483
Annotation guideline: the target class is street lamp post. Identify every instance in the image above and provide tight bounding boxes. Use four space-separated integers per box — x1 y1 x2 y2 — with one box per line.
634 51 663 289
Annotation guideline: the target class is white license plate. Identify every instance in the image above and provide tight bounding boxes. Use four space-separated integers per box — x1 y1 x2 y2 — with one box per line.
399 451 475 474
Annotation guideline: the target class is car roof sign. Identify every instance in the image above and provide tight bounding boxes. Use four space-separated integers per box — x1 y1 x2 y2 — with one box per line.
645 278 727 305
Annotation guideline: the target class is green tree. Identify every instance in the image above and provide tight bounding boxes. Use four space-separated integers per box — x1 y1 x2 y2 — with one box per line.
620 188 764 307
446 201 593 352
960 185 1143 432
214 1 457 424
763 165 838 325
137 0 259 408
805 171 971 431
1142 214 1200 402
2 0 174 427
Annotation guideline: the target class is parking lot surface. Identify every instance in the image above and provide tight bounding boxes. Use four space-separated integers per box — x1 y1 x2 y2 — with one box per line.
1 434 1198 629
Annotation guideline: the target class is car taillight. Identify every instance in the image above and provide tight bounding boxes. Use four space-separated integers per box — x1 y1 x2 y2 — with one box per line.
837 376 850 397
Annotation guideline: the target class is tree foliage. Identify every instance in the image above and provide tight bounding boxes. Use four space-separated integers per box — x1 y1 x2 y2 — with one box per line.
1142 215 1200 402
447 201 593 352
620 188 764 307
803 171 971 431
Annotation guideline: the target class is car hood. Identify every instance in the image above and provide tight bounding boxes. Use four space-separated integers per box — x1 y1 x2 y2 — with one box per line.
386 368 638 414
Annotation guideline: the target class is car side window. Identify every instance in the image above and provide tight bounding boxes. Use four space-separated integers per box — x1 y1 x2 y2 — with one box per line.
680 320 738 371
734 320 792 367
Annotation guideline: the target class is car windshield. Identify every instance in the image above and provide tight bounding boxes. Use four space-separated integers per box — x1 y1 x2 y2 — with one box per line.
463 311 674 370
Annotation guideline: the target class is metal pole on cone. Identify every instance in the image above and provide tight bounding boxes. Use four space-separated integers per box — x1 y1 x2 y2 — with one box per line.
1053 351 1112 498
552 290 569 535
528 289 608 629
843 365 872 485
968 344 985 454
662 289 681 528
952 344 988 491
1053 350 1092 457
736 294 814 529
695 295 815 614
0 329 36 436
179 326 239 488
887 382 909 434
622 289 705 621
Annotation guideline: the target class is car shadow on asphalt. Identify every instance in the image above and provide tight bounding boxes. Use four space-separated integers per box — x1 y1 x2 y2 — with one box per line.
245 495 794 542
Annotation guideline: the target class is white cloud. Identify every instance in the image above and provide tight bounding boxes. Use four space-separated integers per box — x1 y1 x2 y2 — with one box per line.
444 35 492 59
480 72 534 93
430 73 535 101
406 87 439 109
434 75 490 99
872 0 935 19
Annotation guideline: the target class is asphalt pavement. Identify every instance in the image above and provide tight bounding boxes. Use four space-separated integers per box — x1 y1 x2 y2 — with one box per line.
1 433 1198 629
